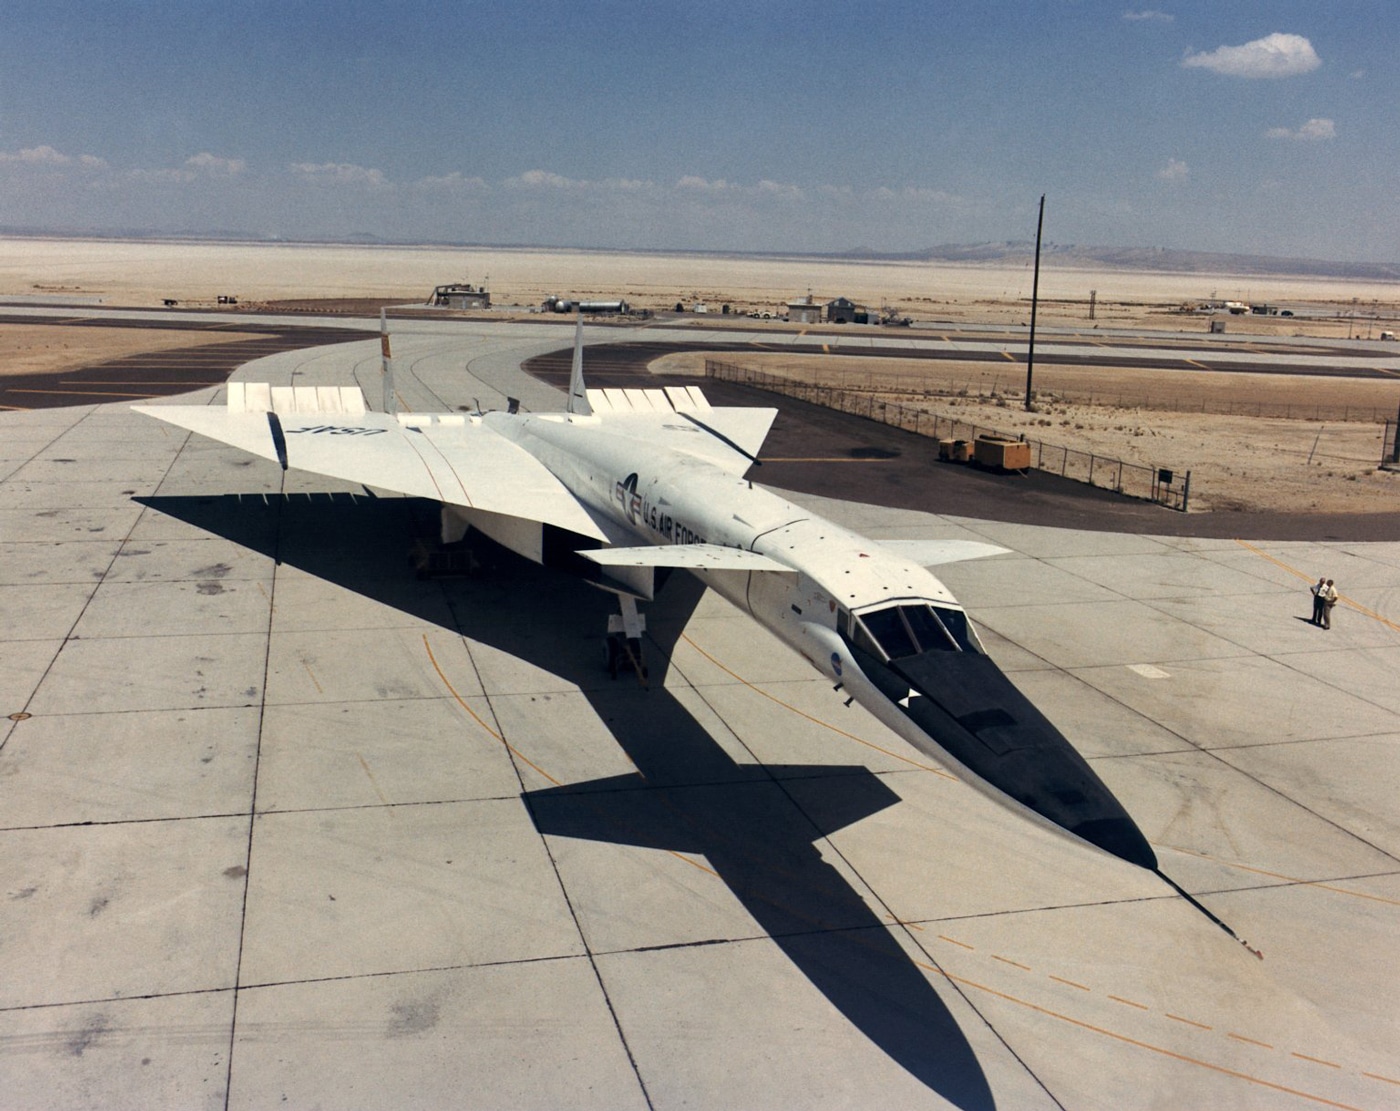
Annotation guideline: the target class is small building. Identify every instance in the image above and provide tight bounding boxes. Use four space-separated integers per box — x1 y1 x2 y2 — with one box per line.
429 283 490 310
786 295 821 325
826 297 858 324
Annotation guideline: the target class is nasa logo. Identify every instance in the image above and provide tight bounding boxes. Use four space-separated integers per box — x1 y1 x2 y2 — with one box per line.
831 652 842 677
287 425 387 436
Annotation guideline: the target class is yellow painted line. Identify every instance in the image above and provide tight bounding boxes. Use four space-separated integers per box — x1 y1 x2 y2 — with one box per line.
992 954 1032 971
1184 358 1211 370
930 970 1373 1111
939 934 976 950
822 343 830 353
679 633 956 778
1234 539 1400 634
1049 975 1092 992
300 660 324 695
0 404 33 411
1363 1072 1400 1087
1108 994 1150 1011
999 350 1016 361
1229 1033 1275 1049
1167 1013 1213 1031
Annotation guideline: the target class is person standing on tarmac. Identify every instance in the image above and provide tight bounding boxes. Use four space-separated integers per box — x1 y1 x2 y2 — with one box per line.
1319 579 1339 629
1310 576 1327 625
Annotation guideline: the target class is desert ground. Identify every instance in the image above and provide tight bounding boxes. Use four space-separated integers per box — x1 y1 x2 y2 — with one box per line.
3 236 1399 514
5 235 1400 332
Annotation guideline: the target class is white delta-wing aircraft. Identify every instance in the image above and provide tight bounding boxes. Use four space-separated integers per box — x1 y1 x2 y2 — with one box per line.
134 316 1158 874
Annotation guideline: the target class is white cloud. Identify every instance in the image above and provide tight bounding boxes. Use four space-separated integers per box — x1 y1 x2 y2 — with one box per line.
1181 32 1320 78
676 175 731 192
1122 9 1172 22
1266 117 1336 141
415 171 489 192
1157 158 1189 181
868 183 957 205
509 168 584 189
756 179 803 200
184 152 245 176
0 144 108 169
290 161 388 187
131 152 248 184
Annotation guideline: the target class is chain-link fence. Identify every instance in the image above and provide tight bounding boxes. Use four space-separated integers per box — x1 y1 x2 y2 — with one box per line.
707 360 1191 511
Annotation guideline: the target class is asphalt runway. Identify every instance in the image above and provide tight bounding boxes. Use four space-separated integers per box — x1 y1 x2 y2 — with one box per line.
0 313 365 410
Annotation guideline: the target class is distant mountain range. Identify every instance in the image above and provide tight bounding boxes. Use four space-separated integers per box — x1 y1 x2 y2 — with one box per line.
835 242 1400 282
4 225 1396 282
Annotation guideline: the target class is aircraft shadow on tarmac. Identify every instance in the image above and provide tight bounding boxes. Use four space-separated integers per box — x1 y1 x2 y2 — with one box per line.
140 491 996 1109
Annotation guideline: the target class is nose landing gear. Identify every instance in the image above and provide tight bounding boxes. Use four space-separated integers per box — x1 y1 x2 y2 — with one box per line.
606 595 649 684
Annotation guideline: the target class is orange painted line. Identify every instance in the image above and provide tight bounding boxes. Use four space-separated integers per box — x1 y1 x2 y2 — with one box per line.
941 972 1371 1111
1049 975 1091 992
992 954 1032 971
1108 994 1150 1011
1363 1072 1400 1087
356 753 390 807
423 634 713 877
1292 1053 1343 1070
1229 1033 1275 1049
679 633 956 778
1166 844 1400 907
421 633 560 786
939 935 976 950
1167 1013 1213 1031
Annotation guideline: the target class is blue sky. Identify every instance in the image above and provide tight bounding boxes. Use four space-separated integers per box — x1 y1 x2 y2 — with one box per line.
1 1 1394 261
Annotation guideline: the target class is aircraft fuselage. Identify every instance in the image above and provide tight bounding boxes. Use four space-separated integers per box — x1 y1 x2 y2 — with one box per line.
495 410 1158 870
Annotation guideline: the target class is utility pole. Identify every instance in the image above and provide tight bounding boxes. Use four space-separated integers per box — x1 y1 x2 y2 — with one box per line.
1025 194 1045 411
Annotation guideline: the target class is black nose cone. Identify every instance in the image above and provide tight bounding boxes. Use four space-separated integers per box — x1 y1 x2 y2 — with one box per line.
1071 817 1158 870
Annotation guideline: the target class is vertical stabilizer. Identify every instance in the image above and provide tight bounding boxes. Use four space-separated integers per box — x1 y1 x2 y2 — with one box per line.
380 309 398 415
567 313 592 416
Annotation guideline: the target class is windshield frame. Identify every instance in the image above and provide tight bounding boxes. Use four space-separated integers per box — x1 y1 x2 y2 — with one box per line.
845 599 983 661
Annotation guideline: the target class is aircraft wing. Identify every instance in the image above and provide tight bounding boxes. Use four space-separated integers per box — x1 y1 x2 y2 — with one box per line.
584 386 777 474
132 399 609 542
876 539 1011 566
580 544 795 573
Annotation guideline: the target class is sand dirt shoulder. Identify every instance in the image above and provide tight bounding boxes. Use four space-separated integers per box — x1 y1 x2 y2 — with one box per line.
652 349 1400 514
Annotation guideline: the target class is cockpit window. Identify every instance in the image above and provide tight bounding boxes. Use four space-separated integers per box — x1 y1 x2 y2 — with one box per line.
936 606 979 653
859 606 918 660
851 602 982 660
